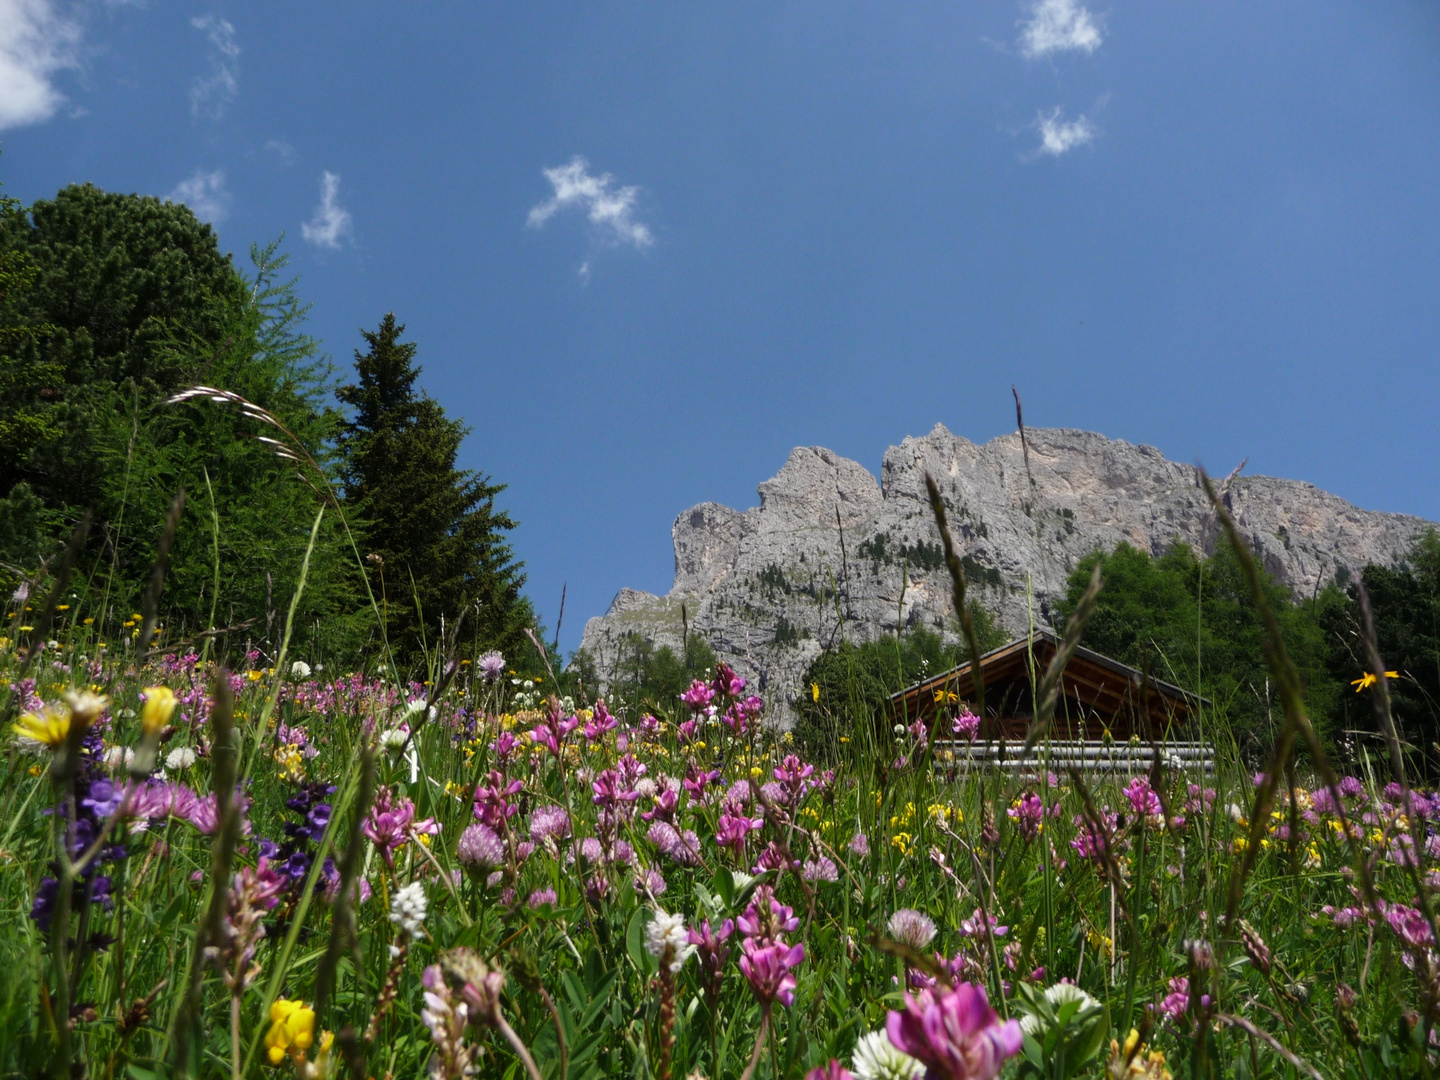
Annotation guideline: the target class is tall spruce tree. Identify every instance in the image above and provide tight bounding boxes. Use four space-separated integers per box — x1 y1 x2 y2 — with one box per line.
337 314 531 663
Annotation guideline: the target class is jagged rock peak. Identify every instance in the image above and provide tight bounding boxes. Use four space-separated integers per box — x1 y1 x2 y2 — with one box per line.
580 426 1434 723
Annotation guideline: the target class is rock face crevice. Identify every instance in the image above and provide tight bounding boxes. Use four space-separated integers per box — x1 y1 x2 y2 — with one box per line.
579 425 1435 722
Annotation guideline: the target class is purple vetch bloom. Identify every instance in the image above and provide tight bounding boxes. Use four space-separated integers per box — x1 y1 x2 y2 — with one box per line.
365 785 438 867
82 778 125 820
712 662 747 699
802 856 840 883
887 908 938 950
583 700 618 742
689 918 734 995
530 805 572 845
716 810 764 855
1384 901 1436 951
1154 976 1207 1020
739 938 805 1008
458 824 506 869
421 964 476 1079
885 982 1022 1080
474 772 523 829
592 768 640 810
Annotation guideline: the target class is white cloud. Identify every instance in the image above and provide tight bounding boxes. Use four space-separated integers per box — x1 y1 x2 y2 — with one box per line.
165 168 230 223
0 0 81 130
263 139 297 167
1020 0 1101 59
301 171 352 249
1037 108 1095 155
527 156 653 248
190 14 239 120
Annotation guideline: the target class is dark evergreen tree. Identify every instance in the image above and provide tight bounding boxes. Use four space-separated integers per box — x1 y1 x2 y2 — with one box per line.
337 314 531 664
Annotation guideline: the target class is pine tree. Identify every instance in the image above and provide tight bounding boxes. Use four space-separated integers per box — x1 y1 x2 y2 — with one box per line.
337 314 531 663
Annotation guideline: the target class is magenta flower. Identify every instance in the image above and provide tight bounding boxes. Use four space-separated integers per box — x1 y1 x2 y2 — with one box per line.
592 768 641 810
1384 901 1435 951
951 711 981 741
738 885 800 944
716 811 764 855
712 662 747 699
1007 793 1046 841
680 680 715 712
474 772 523 829
583 700 618 742
958 908 1007 942
807 1062 854 1080
1124 777 1163 819
364 785 437 867
677 718 699 744
739 938 804 1008
885 983 1023 1080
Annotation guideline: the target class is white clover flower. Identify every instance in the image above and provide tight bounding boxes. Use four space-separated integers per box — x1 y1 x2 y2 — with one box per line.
390 881 428 938
290 660 312 679
852 1030 923 1080
103 746 135 770
165 746 198 771
644 908 696 973
1019 981 1101 1036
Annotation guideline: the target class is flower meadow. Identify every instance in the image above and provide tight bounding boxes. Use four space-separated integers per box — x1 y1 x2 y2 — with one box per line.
4 524 1440 1079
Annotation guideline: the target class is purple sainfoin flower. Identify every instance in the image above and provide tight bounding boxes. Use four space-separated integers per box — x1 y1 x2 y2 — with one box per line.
530 805 572 845
802 856 840 883
739 939 805 1008
774 754 816 801
641 787 680 825
717 811 764 855
1154 976 1206 1020
952 710 981 741
712 662 747 699
1007 793 1046 841
592 768 640 810
888 908 938 949
689 918 734 994
530 701 580 758
490 731 518 762
677 718 699 744
1124 777 1163 819
959 908 1007 941
458 824 506 868
1070 811 1118 861
1384 902 1436 951
886 982 1023 1080
583 699 618 742
680 680 715 712
365 785 438 868
755 840 799 875
738 885 800 945
474 772 523 829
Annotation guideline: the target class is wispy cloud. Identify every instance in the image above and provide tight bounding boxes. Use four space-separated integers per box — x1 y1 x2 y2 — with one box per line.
165 168 230 223
0 0 81 130
1020 0 1101 59
301 171 352 249
190 14 239 120
528 156 654 249
1037 108 1095 155
263 139 297 167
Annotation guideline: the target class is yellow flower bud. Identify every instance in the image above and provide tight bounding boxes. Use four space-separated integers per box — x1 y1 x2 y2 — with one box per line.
141 686 177 736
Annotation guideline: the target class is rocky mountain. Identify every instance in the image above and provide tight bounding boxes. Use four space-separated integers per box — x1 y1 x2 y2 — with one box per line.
578 425 1435 722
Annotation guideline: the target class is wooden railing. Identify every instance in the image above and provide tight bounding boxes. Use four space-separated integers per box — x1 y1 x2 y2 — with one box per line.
934 738 1216 776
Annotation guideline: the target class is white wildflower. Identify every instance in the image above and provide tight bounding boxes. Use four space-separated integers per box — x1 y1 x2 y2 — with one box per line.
165 746 198 771
645 908 696 973
852 1030 923 1080
103 746 135 770
290 660 312 679
1018 981 1101 1035
390 881 428 938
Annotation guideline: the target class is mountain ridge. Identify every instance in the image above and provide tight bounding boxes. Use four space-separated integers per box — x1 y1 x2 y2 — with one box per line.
579 424 1435 721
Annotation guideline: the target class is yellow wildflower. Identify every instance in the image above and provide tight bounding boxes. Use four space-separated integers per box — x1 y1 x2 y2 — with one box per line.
141 686 177 736
750 766 763 780
811 682 821 703
891 831 913 855
264 999 316 1065
1351 670 1399 692
14 704 72 750
1232 836 1249 854
246 670 265 682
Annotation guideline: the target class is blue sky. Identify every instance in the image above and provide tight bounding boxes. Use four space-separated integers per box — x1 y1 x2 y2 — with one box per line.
4 1 1440 653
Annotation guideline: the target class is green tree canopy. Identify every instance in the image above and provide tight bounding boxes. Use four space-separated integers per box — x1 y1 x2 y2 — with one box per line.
1055 541 1345 755
337 314 532 666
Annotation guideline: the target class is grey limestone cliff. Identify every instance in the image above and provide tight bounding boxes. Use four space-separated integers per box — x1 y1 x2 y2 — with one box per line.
579 426 1434 722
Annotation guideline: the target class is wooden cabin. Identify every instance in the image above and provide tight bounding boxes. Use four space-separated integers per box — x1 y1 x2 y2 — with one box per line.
889 629 1206 744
